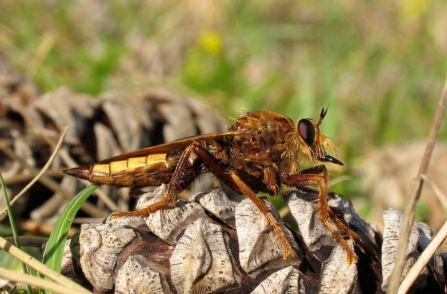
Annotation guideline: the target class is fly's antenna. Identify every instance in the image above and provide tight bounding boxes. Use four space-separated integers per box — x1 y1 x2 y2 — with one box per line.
317 106 328 126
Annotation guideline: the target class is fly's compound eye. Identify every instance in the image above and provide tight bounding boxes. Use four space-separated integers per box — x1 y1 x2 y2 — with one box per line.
298 119 316 146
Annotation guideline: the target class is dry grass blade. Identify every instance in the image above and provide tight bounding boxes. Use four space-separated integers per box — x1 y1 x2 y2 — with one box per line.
0 267 90 294
0 236 91 293
398 220 447 293
388 75 447 293
28 32 56 76
4 236 48 247
0 126 69 218
420 174 447 209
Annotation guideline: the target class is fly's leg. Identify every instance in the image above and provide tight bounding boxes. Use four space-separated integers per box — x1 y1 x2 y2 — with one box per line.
112 144 296 259
229 171 297 259
282 166 358 263
301 166 357 245
111 145 201 219
192 146 297 260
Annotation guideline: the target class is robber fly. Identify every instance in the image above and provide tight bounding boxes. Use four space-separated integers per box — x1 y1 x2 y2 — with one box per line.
64 108 357 263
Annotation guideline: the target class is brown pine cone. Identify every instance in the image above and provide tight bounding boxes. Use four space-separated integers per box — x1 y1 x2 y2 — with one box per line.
61 186 446 293
1 74 225 229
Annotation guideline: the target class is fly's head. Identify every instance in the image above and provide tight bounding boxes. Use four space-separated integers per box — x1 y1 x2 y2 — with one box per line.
295 107 344 167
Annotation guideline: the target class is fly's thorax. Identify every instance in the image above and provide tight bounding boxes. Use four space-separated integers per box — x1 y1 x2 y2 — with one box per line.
283 132 317 175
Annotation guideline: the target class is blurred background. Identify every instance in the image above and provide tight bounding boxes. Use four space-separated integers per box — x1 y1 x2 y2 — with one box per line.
1 1 446 240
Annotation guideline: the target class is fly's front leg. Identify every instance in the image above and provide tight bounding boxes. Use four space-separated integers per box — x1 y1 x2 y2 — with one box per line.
300 166 357 244
282 165 330 223
112 145 201 219
282 166 358 263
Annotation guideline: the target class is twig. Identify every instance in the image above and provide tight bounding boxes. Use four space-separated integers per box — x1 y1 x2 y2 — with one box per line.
388 76 447 293
0 127 107 218
2 169 64 185
0 127 69 217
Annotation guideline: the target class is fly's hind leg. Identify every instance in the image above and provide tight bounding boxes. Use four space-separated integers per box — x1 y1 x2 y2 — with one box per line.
191 145 297 260
111 146 201 219
283 166 358 263
229 171 297 259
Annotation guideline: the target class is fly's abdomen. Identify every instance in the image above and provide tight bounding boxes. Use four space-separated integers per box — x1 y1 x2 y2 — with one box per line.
64 154 172 187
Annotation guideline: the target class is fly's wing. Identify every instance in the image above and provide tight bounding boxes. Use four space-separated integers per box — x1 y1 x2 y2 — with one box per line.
99 131 241 163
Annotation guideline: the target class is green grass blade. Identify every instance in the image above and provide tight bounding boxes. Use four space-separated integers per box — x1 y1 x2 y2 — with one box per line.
43 184 98 271
0 172 34 293
0 172 22 251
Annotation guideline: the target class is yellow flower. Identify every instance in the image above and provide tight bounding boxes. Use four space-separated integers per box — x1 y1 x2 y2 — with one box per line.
399 0 427 19
198 30 222 55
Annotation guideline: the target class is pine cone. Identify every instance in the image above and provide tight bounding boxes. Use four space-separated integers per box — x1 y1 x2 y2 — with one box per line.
61 186 446 293
0 69 225 229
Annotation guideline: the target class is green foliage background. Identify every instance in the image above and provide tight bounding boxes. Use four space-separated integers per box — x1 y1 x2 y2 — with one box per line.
1 0 446 209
